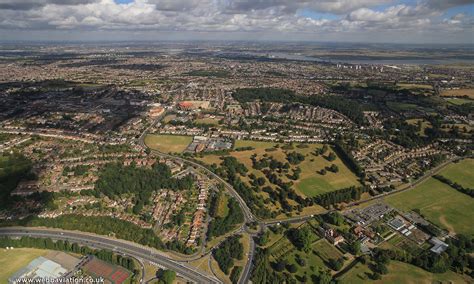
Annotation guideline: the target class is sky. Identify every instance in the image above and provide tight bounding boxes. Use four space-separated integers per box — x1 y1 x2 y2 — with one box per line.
0 0 472 43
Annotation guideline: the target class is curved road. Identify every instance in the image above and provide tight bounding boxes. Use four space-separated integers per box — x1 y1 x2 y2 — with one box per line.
0 227 221 284
138 115 255 223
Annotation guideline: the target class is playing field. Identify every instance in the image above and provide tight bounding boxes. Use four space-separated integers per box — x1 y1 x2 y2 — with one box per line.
144 134 192 153
438 158 474 189
0 248 48 283
338 260 469 284
386 178 474 236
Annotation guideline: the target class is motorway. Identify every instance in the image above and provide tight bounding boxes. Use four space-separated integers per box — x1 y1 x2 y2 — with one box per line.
0 227 221 284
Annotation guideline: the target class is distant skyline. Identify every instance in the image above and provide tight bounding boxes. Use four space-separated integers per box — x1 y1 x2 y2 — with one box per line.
0 0 473 44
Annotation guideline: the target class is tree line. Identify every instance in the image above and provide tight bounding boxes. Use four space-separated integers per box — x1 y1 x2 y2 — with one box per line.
333 142 364 178
9 214 164 250
313 186 367 208
433 174 474 198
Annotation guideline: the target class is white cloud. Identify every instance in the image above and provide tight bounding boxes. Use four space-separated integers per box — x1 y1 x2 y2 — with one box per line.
0 0 471 42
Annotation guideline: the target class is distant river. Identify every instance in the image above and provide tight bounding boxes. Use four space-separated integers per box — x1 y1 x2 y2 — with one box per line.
252 52 474 65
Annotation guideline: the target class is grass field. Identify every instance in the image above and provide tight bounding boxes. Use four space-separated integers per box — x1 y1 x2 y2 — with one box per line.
144 134 192 153
0 248 48 283
194 117 221 125
217 194 229 218
397 83 433 90
338 260 469 284
386 101 419 112
438 158 474 189
386 178 474 236
444 97 473 105
313 239 344 263
162 114 176 123
441 88 474 99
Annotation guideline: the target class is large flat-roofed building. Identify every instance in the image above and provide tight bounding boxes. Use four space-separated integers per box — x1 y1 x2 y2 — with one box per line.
430 237 449 255
9 256 68 283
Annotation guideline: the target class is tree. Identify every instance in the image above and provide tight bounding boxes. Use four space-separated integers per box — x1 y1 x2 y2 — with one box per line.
350 241 361 255
212 235 244 274
371 272 382 280
329 258 344 271
275 260 286 272
326 212 344 226
288 227 313 252
286 263 297 273
326 152 336 161
328 164 339 173
156 269 176 284
230 266 242 284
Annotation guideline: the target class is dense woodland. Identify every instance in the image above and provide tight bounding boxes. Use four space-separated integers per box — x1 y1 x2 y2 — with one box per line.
212 235 244 275
0 153 33 208
95 162 193 211
207 197 244 238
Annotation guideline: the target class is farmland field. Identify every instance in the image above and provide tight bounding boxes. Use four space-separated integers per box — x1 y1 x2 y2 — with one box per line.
438 158 474 189
441 88 474 99
386 178 474 235
338 260 469 284
0 248 48 283
144 134 192 153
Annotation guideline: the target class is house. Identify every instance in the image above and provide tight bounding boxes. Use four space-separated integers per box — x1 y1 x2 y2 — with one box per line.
320 227 345 246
